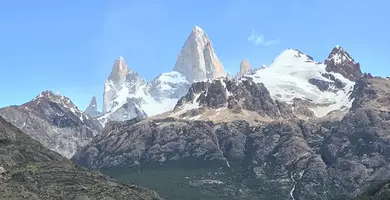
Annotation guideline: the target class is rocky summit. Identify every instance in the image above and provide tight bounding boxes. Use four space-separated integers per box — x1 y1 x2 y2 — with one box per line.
236 60 252 78
173 26 225 83
0 116 162 200
325 46 362 81
0 91 102 158
84 96 100 117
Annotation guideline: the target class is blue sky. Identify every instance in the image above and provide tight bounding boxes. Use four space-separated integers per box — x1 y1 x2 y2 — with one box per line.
0 0 389 110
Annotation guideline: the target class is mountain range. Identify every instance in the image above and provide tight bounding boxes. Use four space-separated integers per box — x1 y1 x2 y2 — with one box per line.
90 26 362 128
97 26 225 126
0 25 388 200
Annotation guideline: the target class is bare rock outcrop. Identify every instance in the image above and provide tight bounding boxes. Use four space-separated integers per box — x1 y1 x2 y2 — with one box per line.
237 60 251 77
173 26 225 83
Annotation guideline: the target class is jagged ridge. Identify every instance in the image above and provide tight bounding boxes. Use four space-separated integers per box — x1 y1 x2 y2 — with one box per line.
0 116 162 200
0 91 102 158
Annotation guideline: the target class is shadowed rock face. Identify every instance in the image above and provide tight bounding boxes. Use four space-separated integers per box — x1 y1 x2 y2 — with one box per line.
0 91 102 158
353 179 390 200
308 72 347 92
0 116 162 200
174 78 314 120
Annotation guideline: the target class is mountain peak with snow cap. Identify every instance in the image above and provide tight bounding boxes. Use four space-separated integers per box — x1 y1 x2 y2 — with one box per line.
103 56 147 113
245 48 355 117
173 26 225 83
326 45 354 63
268 49 316 69
324 45 362 81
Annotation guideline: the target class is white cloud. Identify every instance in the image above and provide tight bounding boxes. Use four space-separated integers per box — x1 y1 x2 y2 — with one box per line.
248 30 280 46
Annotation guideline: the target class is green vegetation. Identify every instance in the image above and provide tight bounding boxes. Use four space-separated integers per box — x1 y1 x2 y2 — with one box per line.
100 160 243 200
100 159 292 200
352 181 390 200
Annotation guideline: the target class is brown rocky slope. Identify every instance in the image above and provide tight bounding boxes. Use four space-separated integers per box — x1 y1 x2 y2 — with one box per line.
0 116 162 200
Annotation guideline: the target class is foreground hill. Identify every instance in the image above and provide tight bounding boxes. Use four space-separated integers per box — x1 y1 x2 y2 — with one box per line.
0 116 162 200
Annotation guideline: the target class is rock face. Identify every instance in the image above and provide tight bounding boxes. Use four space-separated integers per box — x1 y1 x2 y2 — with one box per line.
353 180 390 200
350 75 390 112
173 26 225 83
324 46 362 81
171 78 314 121
0 91 102 158
73 110 390 199
0 116 162 200
73 75 390 200
236 60 251 77
84 96 99 117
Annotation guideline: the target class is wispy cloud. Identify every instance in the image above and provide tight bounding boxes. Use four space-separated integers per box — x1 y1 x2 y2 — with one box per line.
248 30 280 46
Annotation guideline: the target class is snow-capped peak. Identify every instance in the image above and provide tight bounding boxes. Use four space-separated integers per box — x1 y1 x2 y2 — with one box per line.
150 71 189 99
246 48 355 117
324 46 362 81
100 57 191 125
268 49 316 70
154 71 189 85
100 26 225 125
103 56 147 113
325 45 356 65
